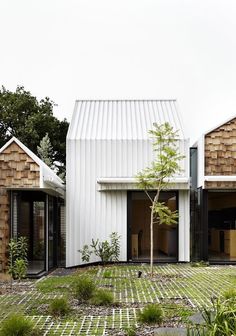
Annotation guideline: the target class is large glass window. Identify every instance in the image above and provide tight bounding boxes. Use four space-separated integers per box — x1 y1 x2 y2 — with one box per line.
130 191 178 261
208 191 236 262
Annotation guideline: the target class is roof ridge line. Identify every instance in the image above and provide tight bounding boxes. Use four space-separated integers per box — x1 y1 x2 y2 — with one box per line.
75 99 177 102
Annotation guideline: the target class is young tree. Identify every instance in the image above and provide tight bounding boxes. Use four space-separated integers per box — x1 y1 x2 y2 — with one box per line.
136 122 184 276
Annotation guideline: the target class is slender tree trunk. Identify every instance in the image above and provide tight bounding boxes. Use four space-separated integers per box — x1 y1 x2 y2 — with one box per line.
150 190 160 277
150 205 154 276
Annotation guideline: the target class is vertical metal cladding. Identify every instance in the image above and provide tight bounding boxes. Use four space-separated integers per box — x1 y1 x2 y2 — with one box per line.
66 100 190 267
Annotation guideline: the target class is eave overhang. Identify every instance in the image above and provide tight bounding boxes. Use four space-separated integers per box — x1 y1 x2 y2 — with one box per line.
97 177 190 191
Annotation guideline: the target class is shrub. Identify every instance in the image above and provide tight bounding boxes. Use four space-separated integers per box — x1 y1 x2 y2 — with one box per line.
73 276 96 301
103 269 112 278
188 297 236 336
222 288 236 300
8 236 28 280
79 232 121 265
138 304 163 324
49 297 70 317
91 289 114 306
14 259 28 281
0 313 40 336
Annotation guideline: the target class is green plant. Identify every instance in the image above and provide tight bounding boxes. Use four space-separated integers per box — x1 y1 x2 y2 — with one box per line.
49 297 70 317
123 325 137 336
138 304 164 324
14 259 28 281
78 245 92 263
8 236 28 280
79 232 121 265
190 260 209 268
91 289 114 306
0 313 41 336
110 232 121 262
103 269 112 278
73 276 96 301
91 239 113 264
222 288 236 300
188 297 236 336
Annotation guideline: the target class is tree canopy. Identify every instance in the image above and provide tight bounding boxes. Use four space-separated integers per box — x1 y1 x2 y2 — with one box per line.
0 86 69 177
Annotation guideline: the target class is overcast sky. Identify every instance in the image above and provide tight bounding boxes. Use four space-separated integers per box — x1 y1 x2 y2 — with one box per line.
1 0 236 143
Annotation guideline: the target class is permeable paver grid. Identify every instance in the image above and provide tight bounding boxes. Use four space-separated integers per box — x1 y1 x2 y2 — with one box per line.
1 264 236 335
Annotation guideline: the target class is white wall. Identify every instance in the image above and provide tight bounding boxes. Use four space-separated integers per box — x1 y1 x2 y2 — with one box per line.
66 138 190 267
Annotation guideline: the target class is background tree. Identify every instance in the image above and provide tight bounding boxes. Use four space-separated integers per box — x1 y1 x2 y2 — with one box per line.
0 86 69 176
37 133 53 167
137 122 184 276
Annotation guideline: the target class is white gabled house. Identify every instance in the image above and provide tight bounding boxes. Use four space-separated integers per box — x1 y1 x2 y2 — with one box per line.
66 100 190 267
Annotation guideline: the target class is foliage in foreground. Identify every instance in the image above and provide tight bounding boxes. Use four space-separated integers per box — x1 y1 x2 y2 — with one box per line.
138 304 164 324
0 313 41 336
122 325 137 336
73 276 96 301
188 295 236 336
49 297 70 317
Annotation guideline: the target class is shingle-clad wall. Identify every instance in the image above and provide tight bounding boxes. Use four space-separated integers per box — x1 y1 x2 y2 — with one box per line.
0 141 40 271
205 118 236 175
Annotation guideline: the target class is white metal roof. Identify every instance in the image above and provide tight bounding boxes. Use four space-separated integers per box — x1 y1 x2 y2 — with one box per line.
68 100 185 140
0 137 65 195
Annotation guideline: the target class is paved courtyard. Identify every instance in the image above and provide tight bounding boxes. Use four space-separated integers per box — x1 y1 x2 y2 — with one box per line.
1 264 236 335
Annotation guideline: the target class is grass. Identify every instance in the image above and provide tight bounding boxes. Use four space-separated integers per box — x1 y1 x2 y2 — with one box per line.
0 313 40 336
91 289 114 305
49 297 70 317
1 264 236 335
138 304 164 324
36 275 76 294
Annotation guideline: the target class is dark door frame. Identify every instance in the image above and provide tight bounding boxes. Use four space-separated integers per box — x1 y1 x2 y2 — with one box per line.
127 190 179 262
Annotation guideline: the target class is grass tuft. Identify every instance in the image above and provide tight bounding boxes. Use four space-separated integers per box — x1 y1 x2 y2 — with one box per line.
49 297 70 317
138 304 164 324
0 313 41 336
73 276 96 301
91 289 114 306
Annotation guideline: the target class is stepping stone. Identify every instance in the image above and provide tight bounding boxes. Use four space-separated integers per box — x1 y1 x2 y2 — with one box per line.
154 327 187 335
188 312 205 325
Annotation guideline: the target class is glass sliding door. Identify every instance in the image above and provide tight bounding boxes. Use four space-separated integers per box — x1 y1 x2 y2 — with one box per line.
11 190 63 275
11 191 46 275
31 201 45 273
208 191 236 262
130 191 178 262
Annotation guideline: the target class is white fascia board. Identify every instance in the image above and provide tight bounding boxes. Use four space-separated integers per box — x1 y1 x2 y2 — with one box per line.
97 177 190 191
205 176 236 182
97 177 189 184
